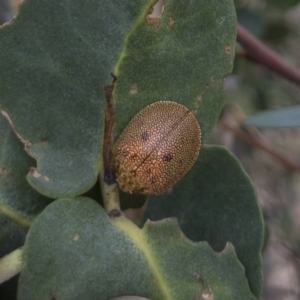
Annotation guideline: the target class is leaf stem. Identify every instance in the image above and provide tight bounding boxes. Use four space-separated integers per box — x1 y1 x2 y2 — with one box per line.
100 79 122 216
103 85 116 186
237 24 300 86
0 247 23 284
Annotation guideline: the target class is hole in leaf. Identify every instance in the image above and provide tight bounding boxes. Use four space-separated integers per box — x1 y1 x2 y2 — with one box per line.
224 43 232 55
146 0 164 25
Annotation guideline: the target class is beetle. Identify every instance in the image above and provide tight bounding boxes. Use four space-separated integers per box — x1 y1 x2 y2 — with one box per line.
113 101 201 195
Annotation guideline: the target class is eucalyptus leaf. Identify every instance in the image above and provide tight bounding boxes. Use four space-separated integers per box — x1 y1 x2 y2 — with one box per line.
0 115 51 299
244 106 300 128
19 197 256 300
113 0 236 143
143 145 264 298
0 0 236 199
0 115 51 258
0 0 152 198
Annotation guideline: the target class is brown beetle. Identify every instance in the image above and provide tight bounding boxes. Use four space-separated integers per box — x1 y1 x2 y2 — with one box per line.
113 101 201 195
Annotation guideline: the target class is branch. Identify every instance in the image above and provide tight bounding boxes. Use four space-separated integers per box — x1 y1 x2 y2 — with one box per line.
103 85 116 186
100 79 121 216
220 120 300 172
237 24 300 86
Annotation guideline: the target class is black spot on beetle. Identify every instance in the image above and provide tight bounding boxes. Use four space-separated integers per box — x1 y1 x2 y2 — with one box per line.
178 159 183 166
130 153 138 159
141 131 149 142
163 153 173 162
150 177 155 184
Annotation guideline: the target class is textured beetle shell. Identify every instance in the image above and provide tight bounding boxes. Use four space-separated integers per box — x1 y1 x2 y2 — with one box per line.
113 101 201 195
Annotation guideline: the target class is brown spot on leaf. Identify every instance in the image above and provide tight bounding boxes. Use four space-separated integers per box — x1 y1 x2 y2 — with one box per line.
224 43 231 55
202 287 214 300
0 167 8 175
169 16 175 26
193 272 214 300
73 233 80 241
1 110 32 149
146 15 160 25
30 168 41 179
29 167 50 182
191 109 198 116
130 83 138 94
210 76 215 82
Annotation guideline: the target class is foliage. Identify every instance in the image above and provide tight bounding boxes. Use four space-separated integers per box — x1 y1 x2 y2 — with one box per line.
0 0 264 299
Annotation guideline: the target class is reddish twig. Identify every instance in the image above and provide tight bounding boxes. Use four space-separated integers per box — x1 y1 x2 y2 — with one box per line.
237 24 300 86
103 84 116 185
220 120 300 172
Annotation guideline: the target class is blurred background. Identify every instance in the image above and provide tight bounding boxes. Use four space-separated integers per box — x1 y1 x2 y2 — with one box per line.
215 1 300 299
1 0 300 299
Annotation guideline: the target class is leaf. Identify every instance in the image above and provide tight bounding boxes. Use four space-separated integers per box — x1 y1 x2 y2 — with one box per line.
0 0 152 198
243 106 300 128
0 115 51 258
18 197 256 300
113 0 236 143
143 145 264 298
0 0 236 198
0 115 51 299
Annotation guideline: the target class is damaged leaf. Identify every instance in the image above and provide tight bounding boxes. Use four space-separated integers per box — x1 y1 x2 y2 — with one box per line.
19 197 256 300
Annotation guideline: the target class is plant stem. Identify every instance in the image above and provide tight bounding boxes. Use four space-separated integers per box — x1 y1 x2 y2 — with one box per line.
100 81 121 216
99 171 121 216
237 24 300 86
220 120 300 172
0 247 23 283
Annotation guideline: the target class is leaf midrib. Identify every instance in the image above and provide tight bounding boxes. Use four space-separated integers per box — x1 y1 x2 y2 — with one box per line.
113 216 173 300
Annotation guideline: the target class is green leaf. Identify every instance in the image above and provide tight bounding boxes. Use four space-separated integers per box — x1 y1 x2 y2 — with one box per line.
0 0 152 198
113 0 236 143
19 197 256 300
244 106 300 128
0 0 236 198
143 145 264 298
0 115 51 258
